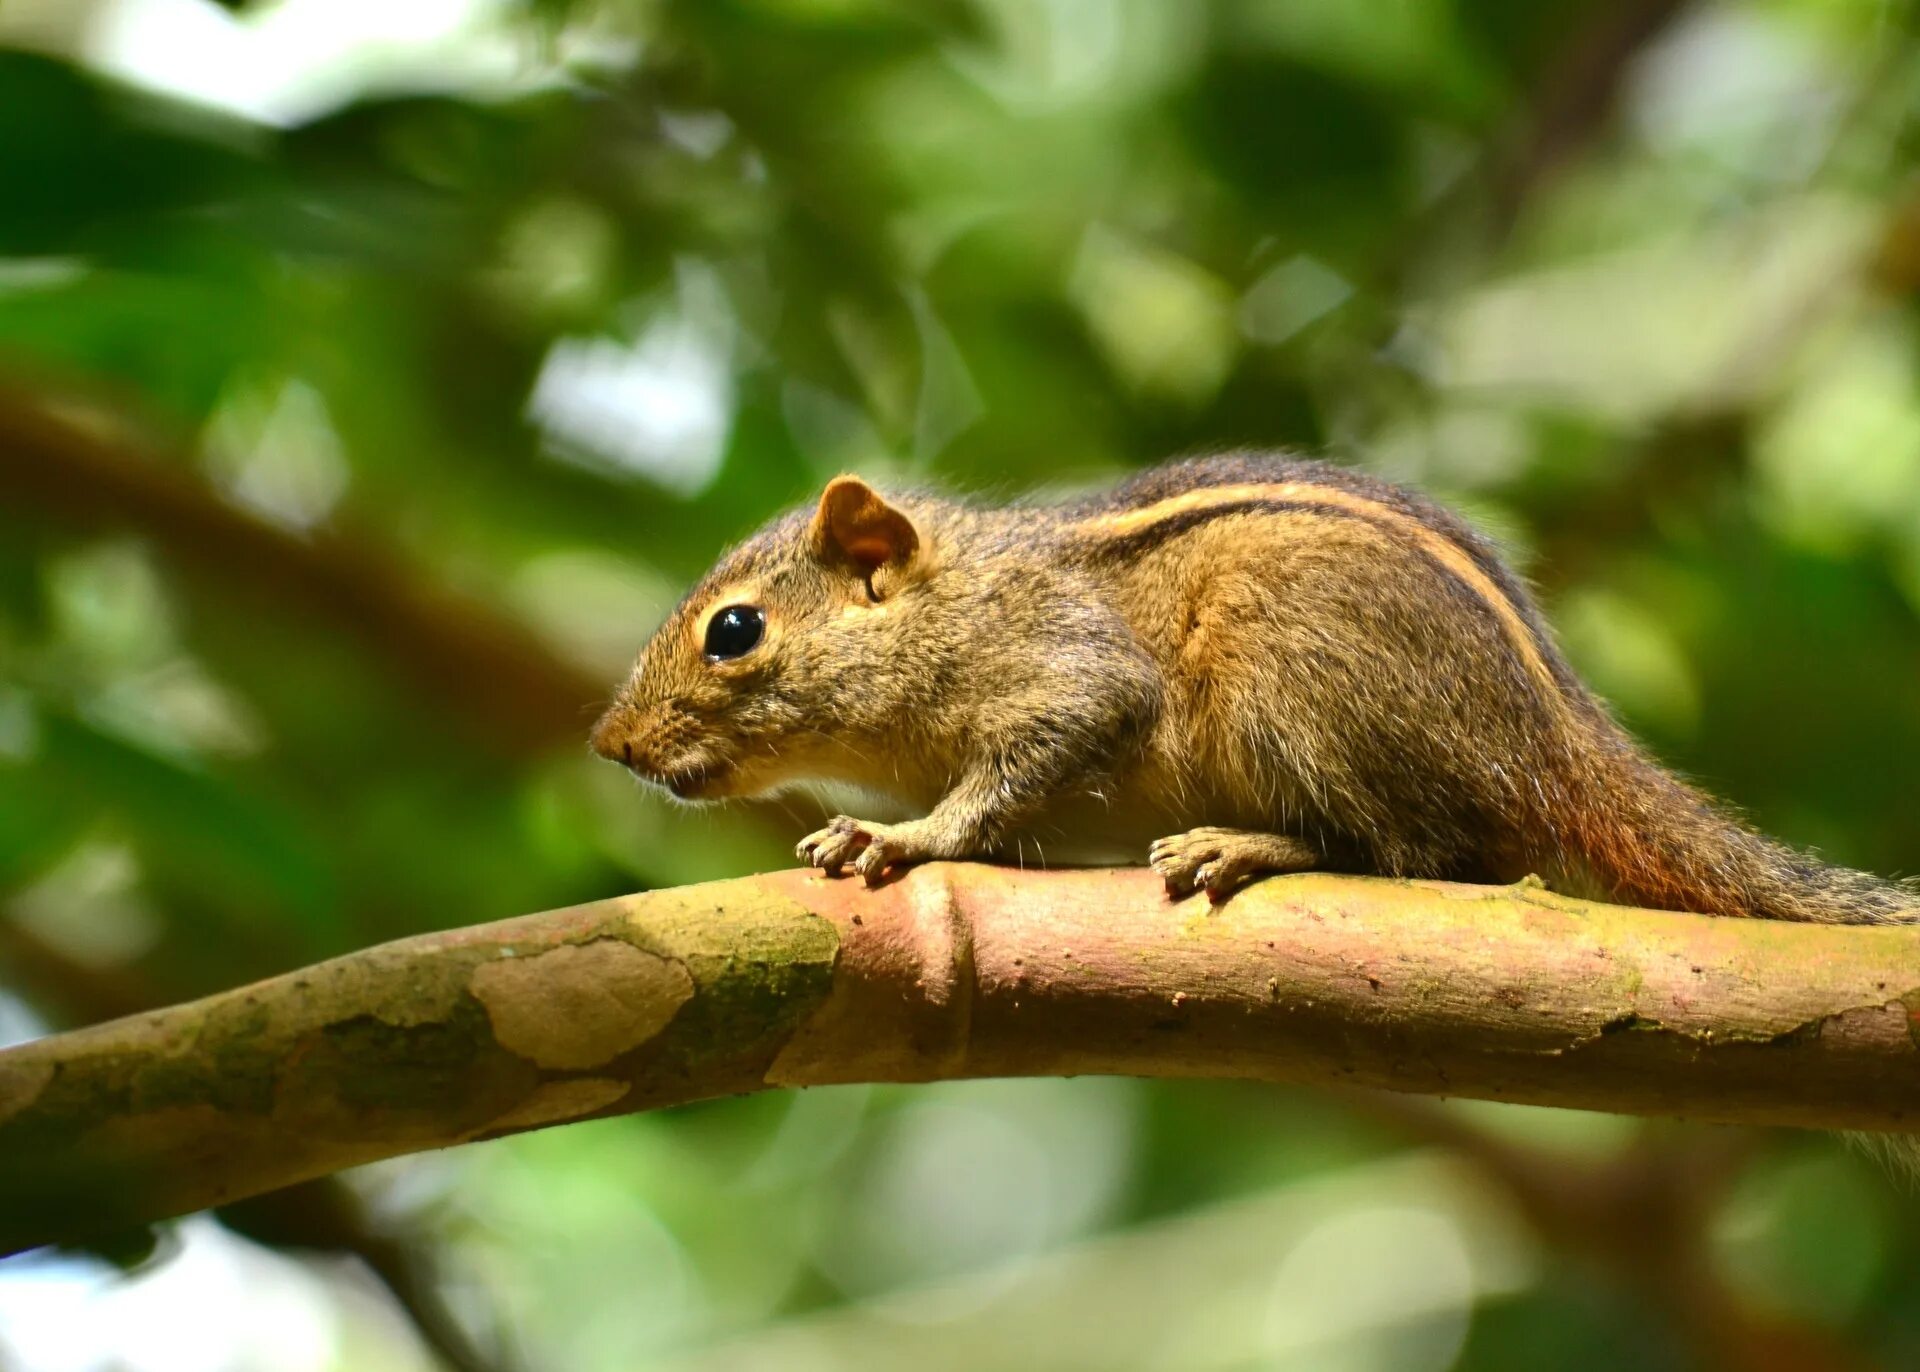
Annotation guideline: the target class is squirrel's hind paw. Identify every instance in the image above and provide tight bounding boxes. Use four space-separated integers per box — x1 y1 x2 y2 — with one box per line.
1149 827 1319 902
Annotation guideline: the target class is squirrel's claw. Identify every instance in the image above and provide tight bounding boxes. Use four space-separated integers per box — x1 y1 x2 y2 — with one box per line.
852 841 894 885
799 815 929 884
797 815 874 872
798 814 914 880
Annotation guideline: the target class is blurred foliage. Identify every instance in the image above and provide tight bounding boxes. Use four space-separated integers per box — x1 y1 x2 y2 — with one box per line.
5 0 1920 1369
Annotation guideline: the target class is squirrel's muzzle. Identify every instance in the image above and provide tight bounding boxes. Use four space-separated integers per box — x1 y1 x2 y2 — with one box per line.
590 698 727 800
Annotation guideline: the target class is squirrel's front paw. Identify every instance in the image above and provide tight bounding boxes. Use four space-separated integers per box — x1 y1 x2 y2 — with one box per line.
797 816 923 886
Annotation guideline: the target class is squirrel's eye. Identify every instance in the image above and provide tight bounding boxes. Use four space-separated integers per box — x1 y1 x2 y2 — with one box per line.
703 605 765 661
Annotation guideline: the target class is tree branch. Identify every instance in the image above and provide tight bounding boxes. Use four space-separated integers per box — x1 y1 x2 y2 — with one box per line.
3 864 1917 1256
0 920 515 1372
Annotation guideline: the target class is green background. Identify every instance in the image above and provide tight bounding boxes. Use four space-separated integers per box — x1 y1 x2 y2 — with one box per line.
3 1 1920 1368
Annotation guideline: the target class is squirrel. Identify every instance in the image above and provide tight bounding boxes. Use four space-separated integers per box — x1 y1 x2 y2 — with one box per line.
590 452 1917 925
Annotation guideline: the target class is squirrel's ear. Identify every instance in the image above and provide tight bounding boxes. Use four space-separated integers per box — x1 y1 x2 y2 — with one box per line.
810 476 920 570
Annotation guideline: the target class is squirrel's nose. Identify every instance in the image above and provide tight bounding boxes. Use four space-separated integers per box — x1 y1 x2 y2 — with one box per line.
588 708 636 768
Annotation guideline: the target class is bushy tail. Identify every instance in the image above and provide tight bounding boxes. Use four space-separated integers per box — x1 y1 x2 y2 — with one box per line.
1555 728 1918 925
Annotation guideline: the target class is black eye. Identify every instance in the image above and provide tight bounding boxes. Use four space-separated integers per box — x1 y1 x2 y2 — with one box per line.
703 605 765 660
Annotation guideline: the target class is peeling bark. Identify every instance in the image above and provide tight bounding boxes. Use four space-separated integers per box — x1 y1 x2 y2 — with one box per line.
3 865 1919 1256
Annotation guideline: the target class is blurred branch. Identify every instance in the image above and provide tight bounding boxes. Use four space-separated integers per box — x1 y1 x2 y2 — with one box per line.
1486 0 1692 237
217 1180 514 1372
1348 1094 1875 1372
0 376 605 756
1388 0 1691 280
0 920 157 1028
4 864 1920 1256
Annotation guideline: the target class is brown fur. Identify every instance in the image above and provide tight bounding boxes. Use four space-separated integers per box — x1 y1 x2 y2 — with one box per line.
592 453 1917 922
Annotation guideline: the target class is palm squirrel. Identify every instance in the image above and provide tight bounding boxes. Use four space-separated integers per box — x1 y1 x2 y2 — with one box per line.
591 453 1916 924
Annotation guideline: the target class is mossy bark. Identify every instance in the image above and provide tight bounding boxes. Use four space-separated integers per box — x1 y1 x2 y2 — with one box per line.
4 865 1919 1256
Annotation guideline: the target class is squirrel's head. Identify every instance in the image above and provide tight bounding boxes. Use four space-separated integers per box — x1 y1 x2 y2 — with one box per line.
591 475 935 802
